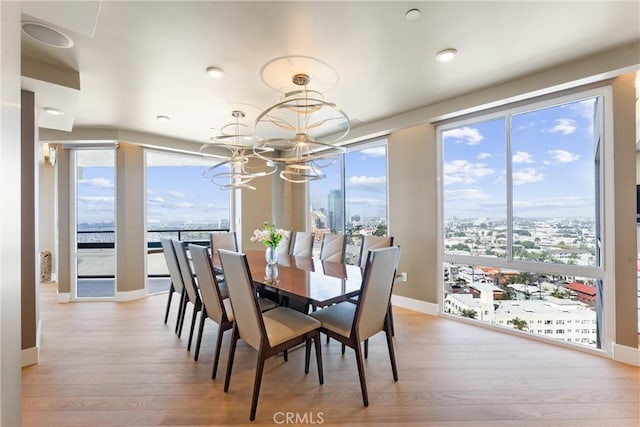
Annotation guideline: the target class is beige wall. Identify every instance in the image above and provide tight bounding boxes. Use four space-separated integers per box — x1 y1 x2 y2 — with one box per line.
240 167 273 251
388 124 438 303
612 74 639 348
21 90 38 356
39 154 56 279
0 1 22 424
56 149 71 295
115 143 146 294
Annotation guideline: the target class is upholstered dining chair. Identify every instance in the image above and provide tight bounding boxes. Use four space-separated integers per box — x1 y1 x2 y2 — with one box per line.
171 239 203 352
219 249 324 421
290 231 315 257
310 246 401 407
359 235 394 268
160 238 186 334
275 230 292 256
210 231 238 252
189 244 277 378
319 233 347 263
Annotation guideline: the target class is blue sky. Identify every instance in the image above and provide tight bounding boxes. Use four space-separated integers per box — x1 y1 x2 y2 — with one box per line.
310 143 388 221
443 97 597 219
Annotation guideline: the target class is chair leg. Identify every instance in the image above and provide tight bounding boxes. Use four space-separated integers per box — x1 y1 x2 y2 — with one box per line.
314 331 324 385
212 323 225 379
194 307 207 361
250 351 267 421
354 340 369 407
326 334 330 344
224 326 239 392
388 304 395 337
341 343 345 355
304 336 311 374
364 339 369 359
283 349 288 362
175 289 186 335
163 285 174 324
385 322 398 382
187 303 199 351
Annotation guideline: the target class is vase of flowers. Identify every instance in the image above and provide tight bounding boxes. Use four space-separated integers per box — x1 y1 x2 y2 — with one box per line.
251 222 289 266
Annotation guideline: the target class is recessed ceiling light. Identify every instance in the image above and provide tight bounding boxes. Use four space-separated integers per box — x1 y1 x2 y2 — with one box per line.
156 115 171 122
405 8 421 21
435 48 458 62
22 21 74 48
43 107 63 116
206 66 224 79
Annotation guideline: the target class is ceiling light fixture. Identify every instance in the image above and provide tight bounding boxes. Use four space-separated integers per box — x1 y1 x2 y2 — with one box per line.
405 8 421 20
206 66 225 79
22 21 74 48
253 72 350 184
201 110 276 190
43 107 63 116
435 48 458 62
156 115 171 122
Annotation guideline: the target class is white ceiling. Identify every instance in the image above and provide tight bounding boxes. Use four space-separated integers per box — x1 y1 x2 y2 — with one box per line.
20 1 640 146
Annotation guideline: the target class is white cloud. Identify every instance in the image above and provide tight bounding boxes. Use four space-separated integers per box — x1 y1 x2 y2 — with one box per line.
346 197 387 207
548 149 580 163
77 196 114 203
443 127 484 145
359 146 386 157
512 168 544 185
549 118 577 135
148 196 165 204
514 196 593 210
174 202 195 209
443 160 495 185
78 177 114 189
444 189 490 201
512 151 534 164
168 190 186 198
348 176 386 192
477 152 492 160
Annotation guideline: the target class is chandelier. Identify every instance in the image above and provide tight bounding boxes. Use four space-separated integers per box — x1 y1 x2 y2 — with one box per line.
201 110 276 190
253 72 351 183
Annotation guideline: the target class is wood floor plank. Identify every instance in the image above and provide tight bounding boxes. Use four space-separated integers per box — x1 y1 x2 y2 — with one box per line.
22 283 640 425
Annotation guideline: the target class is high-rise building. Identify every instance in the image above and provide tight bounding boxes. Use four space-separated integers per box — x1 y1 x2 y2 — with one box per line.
328 189 343 232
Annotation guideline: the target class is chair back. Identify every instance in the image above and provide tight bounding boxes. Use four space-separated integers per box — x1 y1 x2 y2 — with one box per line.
160 238 184 293
210 231 238 252
354 246 401 341
359 235 394 268
189 244 226 323
319 233 346 262
290 231 315 257
171 239 199 304
218 249 265 350
275 230 292 256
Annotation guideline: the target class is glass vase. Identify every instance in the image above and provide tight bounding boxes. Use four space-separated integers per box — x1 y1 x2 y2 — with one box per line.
265 246 278 265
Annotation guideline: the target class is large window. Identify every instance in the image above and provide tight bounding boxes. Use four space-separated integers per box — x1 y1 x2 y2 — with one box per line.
440 90 605 348
145 150 231 293
309 139 388 263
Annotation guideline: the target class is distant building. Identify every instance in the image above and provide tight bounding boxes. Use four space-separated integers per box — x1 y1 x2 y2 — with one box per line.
564 282 597 304
328 189 342 232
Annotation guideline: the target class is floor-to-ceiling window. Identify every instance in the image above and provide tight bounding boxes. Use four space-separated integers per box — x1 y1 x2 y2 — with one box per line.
73 148 116 298
309 138 388 263
145 150 231 293
440 88 606 349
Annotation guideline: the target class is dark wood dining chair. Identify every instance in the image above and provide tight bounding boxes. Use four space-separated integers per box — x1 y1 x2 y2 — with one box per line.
319 233 347 262
310 246 401 407
289 231 315 257
160 238 186 335
171 239 203 352
219 249 324 421
189 244 277 378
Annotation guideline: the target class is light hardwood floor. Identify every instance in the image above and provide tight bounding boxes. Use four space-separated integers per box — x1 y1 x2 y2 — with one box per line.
22 283 639 426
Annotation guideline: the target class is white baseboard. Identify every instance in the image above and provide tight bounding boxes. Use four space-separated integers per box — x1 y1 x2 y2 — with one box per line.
57 292 71 303
115 288 147 302
21 346 38 367
391 294 439 316
612 343 640 367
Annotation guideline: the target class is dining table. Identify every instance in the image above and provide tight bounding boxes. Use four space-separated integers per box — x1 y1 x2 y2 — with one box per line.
211 249 363 308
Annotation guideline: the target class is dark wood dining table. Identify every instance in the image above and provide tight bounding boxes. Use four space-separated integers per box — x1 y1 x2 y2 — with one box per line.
212 249 363 308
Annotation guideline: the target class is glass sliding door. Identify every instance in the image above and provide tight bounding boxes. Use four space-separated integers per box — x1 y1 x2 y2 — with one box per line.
73 148 116 298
